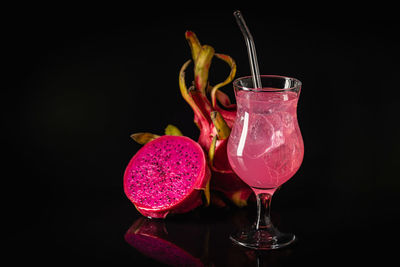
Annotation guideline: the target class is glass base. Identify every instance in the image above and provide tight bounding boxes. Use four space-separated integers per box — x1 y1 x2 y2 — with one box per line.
230 224 296 250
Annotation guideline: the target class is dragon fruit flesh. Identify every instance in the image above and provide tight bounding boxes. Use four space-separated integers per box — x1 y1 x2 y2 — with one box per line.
179 31 253 207
124 135 211 218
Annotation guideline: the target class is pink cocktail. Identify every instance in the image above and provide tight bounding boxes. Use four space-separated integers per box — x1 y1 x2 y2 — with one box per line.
227 75 303 250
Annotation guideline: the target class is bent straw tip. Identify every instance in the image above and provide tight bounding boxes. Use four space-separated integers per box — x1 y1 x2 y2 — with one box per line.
233 10 244 22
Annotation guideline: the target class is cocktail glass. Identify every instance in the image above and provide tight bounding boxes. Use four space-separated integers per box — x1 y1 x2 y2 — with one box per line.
227 75 304 250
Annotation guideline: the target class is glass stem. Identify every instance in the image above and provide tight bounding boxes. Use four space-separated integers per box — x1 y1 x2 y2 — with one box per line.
253 188 276 230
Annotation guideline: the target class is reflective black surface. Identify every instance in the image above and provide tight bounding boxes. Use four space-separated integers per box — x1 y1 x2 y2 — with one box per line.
5 184 399 265
4 7 399 266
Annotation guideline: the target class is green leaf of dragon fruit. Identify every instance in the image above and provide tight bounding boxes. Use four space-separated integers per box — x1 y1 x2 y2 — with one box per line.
165 124 183 136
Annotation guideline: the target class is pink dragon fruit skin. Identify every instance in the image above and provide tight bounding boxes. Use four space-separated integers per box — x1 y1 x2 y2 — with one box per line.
197 122 253 207
123 135 211 219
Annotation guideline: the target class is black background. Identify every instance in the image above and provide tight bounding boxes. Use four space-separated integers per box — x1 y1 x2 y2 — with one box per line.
4 6 400 266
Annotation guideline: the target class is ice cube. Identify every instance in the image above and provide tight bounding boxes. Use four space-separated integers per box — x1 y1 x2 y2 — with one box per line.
264 143 292 176
243 114 275 159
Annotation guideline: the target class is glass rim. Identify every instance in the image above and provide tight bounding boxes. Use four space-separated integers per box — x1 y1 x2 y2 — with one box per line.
233 75 302 92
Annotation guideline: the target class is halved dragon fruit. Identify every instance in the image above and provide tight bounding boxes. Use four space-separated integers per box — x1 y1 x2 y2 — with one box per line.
124 135 211 218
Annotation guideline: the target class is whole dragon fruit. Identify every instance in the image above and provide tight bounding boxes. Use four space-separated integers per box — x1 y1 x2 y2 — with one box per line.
179 31 253 207
124 133 211 219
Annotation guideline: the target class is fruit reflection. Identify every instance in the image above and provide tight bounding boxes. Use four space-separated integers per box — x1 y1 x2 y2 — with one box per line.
124 217 208 267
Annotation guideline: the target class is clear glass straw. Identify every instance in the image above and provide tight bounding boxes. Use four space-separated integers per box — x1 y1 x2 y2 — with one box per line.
233 10 262 89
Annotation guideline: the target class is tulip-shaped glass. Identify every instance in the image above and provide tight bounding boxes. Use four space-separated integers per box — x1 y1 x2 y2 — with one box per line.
227 75 304 250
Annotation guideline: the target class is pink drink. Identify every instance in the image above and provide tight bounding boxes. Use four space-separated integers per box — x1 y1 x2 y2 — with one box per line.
227 90 304 189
